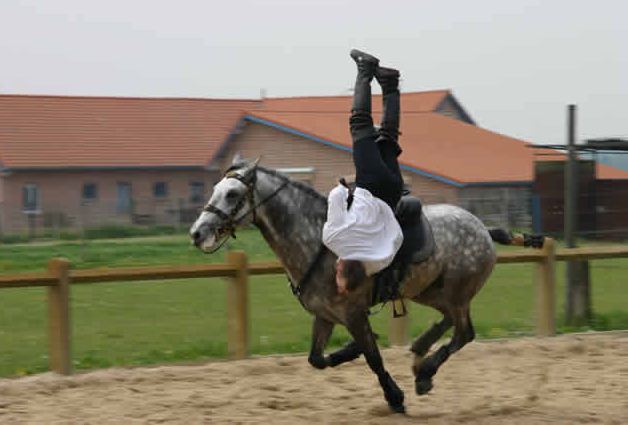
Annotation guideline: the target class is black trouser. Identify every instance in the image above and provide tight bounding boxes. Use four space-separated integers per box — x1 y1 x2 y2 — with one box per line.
350 91 403 210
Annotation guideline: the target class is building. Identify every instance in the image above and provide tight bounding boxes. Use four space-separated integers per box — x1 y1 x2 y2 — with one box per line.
0 95 259 234
218 92 627 229
1 91 627 236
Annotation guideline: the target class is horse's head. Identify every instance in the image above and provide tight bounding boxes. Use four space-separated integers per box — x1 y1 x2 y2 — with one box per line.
190 156 260 252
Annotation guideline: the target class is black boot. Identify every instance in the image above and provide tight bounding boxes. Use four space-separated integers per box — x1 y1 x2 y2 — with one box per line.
379 90 401 142
375 66 400 95
350 49 380 76
350 49 379 114
376 67 402 156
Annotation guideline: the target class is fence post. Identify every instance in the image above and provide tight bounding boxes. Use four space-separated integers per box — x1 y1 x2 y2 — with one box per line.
226 250 249 359
536 238 556 336
389 300 409 346
47 258 72 375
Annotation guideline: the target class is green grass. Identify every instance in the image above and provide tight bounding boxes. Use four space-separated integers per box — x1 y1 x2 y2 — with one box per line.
0 224 183 244
0 229 626 377
0 230 273 273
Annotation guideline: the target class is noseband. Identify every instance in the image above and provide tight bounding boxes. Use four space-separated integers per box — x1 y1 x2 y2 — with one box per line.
201 167 289 252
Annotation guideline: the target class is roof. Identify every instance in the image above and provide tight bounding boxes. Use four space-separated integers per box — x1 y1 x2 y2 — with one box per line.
1 91 626 183
249 93 628 184
0 94 260 169
260 90 449 114
246 110 527 185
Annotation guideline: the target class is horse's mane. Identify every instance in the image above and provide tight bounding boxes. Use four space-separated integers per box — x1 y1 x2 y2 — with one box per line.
257 166 327 204
226 160 327 205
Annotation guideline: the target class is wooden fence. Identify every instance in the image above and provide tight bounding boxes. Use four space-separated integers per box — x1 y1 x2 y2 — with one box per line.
1 239 627 375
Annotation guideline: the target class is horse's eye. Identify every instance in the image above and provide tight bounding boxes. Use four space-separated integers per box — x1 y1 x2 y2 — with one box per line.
226 190 238 200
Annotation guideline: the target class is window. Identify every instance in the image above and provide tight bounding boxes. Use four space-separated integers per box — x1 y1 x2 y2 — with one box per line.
277 167 315 187
189 182 205 204
22 184 40 212
153 182 168 198
82 183 98 200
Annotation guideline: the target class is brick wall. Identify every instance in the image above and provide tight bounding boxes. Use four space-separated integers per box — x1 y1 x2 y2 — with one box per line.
0 169 218 234
218 121 459 203
217 121 353 193
217 121 534 228
2 120 532 235
459 186 532 228
402 173 459 205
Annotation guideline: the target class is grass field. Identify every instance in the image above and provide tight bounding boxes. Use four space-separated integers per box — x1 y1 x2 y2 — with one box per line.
1 229 627 378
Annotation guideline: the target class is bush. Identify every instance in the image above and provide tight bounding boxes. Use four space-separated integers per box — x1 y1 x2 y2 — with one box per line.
83 224 179 240
0 225 180 244
84 225 143 239
0 234 30 244
59 231 81 241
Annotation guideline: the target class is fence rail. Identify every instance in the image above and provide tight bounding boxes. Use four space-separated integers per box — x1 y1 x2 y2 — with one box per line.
1 240 628 375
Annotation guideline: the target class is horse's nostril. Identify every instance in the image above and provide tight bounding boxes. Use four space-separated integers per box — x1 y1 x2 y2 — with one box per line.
192 231 201 241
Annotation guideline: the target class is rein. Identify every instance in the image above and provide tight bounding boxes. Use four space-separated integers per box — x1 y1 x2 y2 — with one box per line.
205 165 328 305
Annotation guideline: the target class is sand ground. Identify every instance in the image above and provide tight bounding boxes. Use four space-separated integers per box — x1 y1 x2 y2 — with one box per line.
0 331 626 424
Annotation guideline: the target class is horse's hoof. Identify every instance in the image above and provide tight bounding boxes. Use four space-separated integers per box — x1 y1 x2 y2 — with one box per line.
307 355 327 370
389 403 406 414
412 354 424 375
415 378 433 395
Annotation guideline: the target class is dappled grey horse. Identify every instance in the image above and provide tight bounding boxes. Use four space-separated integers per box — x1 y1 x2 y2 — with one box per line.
190 158 542 413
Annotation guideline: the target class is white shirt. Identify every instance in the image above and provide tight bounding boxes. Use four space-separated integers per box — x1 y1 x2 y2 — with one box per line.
322 184 404 276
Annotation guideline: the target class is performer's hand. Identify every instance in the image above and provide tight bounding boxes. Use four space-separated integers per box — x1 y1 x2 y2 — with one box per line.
336 259 349 295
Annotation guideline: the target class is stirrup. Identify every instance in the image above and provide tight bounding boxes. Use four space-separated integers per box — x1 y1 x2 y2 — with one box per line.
392 298 407 318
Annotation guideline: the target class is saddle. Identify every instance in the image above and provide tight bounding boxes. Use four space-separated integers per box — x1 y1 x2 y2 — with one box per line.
371 196 436 314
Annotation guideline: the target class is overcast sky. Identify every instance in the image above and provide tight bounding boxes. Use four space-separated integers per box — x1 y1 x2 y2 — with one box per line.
1 0 626 145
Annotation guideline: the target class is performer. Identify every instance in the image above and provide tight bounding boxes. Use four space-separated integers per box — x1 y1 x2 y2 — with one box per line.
322 49 404 295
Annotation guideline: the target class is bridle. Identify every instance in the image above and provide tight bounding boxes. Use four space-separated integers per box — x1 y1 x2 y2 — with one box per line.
203 164 329 303
201 166 289 253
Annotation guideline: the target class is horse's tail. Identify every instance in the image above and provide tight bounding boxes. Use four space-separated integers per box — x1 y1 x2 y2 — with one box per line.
488 228 545 249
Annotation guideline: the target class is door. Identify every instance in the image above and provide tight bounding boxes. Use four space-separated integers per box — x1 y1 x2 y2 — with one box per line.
116 182 132 213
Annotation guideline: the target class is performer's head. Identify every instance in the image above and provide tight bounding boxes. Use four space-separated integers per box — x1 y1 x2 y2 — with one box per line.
335 258 367 294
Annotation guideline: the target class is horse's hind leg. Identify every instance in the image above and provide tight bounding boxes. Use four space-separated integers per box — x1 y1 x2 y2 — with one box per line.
410 316 452 374
414 305 475 395
410 287 453 375
346 311 405 413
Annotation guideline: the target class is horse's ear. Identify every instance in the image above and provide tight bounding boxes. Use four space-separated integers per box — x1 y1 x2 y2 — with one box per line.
240 157 261 177
231 152 243 165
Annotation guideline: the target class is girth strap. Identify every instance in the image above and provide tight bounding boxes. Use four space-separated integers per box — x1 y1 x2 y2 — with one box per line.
289 243 328 306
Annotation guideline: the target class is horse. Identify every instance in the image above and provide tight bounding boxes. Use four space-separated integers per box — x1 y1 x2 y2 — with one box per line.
190 157 543 414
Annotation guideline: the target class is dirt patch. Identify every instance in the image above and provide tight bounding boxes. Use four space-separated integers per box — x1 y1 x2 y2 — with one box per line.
1 332 626 424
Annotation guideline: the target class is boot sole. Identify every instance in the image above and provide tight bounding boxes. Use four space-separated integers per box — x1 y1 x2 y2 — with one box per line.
350 49 380 66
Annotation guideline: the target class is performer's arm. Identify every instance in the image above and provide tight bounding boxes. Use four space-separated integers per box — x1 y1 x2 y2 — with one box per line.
326 185 349 225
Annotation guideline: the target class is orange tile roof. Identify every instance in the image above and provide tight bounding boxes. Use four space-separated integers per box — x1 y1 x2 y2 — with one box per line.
247 110 527 185
249 98 628 184
260 90 449 114
2 92 626 184
0 94 260 169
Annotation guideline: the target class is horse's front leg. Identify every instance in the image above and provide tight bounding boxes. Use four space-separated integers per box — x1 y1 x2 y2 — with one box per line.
308 315 334 369
325 332 383 367
326 340 361 367
346 311 405 414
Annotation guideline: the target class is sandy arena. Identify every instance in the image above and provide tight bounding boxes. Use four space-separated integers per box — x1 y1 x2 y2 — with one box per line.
0 332 626 424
